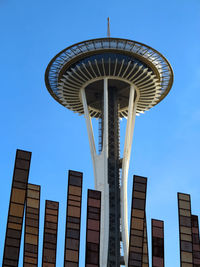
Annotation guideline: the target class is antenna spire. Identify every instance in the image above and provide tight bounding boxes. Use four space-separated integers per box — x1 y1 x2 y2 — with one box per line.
107 17 110 38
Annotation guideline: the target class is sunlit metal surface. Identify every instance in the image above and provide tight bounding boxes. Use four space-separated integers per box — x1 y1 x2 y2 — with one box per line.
45 38 173 117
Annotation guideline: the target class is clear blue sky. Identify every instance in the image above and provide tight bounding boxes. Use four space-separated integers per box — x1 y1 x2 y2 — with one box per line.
0 0 200 266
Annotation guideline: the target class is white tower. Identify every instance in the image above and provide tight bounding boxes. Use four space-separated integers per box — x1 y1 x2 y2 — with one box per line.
45 37 173 267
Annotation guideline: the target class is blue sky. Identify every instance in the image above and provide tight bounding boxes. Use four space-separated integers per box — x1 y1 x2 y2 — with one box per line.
0 0 200 266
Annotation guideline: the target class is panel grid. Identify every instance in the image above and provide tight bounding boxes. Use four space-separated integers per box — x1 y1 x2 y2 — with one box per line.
42 200 59 267
85 189 101 267
128 175 147 267
142 217 149 267
23 184 40 267
3 149 32 267
191 215 200 266
152 219 164 267
178 193 193 267
64 170 83 267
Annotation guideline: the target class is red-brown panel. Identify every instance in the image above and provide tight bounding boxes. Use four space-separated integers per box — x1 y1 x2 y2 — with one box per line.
23 184 40 267
191 215 200 266
143 216 149 267
128 175 147 267
42 200 59 267
3 149 32 267
152 219 164 267
178 193 193 267
85 189 101 267
64 170 83 267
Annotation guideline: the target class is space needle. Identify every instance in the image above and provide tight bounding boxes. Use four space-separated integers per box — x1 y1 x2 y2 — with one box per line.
45 20 173 267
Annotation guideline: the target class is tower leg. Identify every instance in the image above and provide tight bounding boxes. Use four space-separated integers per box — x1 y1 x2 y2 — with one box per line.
121 85 137 266
81 80 109 267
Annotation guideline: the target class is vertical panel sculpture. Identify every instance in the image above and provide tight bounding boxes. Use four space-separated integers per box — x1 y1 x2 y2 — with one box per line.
42 200 59 267
178 193 193 267
128 175 147 267
142 217 149 267
152 219 164 267
64 170 83 267
85 189 101 267
3 149 31 267
23 184 40 267
191 215 200 266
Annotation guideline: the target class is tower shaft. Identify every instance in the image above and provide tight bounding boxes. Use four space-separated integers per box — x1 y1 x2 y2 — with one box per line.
107 88 120 266
81 80 138 267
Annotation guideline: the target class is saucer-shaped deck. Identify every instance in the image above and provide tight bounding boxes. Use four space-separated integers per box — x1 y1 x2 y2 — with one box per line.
45 38 173 117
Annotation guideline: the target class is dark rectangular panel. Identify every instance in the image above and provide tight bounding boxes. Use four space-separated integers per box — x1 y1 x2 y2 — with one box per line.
64 170 83 267
152 219 164 267
23 184 40 267
85 189 101 267
191 215 200 266
3 149 32 267
42 200 59 267
128 175 147 267
178 193 193 267
142 216 149 267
